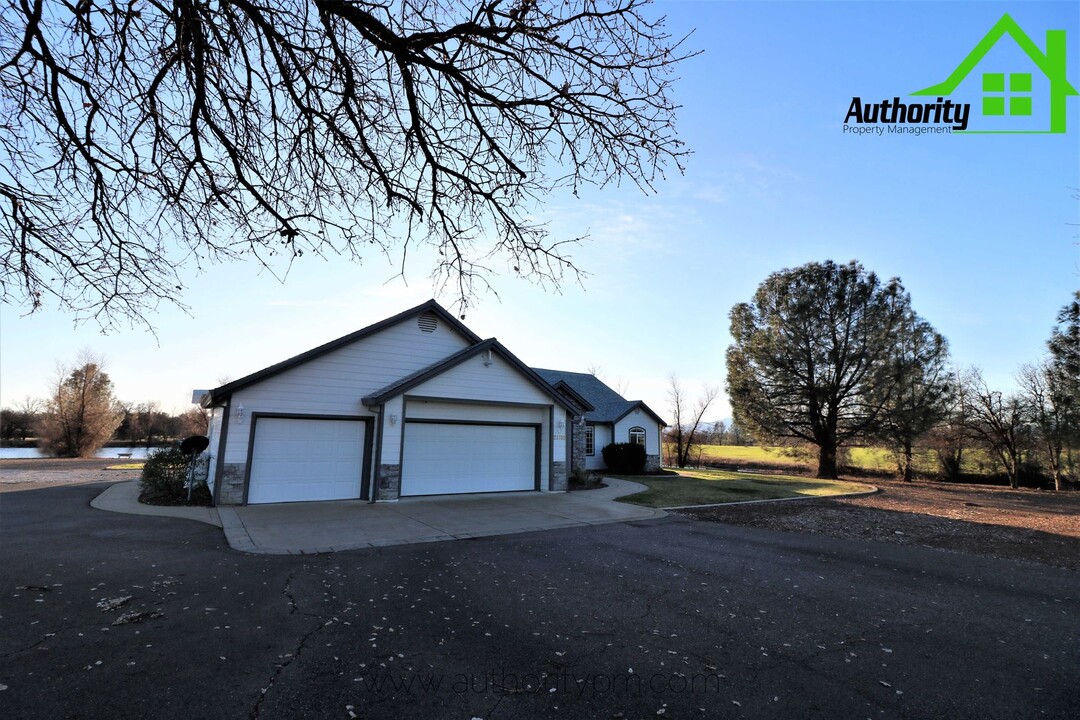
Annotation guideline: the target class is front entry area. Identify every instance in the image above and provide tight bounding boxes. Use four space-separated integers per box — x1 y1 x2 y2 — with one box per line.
400 421 538 496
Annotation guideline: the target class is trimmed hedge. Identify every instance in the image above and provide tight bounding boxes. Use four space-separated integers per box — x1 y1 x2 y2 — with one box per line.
601 442 647 474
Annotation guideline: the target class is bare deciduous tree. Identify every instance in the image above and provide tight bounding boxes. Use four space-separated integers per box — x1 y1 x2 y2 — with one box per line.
0 396 42 442
1 0 694 328
1018 361 1075 491
709 420 727 446
129 401 177 448
727 419 749 446
926 368 969 481
38 352 124 457
964 368 1029 490
177 407 210 437
666 375 718 468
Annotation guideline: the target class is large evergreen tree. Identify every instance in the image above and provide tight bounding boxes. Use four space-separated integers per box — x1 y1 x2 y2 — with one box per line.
1038 290 1080 488
726 260 909 479
1047 291 1080 401
878 308 951 481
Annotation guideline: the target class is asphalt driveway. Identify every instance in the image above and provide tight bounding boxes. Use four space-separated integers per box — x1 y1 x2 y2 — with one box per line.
1 482 1077 719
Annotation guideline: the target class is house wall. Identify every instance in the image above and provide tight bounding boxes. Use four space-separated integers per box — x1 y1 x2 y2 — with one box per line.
216 318 472 504
614 412 663 472
613 411 661 455
584 415 663 472
585 423 612 470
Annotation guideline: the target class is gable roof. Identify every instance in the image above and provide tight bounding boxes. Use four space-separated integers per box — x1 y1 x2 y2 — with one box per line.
203 299 480 406
362 339 577 411
913 13 1079 96
532 369 668 426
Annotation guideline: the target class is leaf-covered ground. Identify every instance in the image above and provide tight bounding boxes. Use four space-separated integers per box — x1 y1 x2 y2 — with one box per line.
686 479 1080 571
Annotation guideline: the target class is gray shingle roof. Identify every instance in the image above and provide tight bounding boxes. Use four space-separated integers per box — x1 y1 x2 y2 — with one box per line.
532 369 667 425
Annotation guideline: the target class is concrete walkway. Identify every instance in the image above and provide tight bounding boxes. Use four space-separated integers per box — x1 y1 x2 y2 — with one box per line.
91 481 222 527
92 479 665 554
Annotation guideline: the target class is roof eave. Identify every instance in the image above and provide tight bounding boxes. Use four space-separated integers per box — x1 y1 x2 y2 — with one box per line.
361 339 577 413
612 401 669 427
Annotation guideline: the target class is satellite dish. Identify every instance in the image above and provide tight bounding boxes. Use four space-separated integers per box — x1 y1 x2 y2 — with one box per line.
180 435 210 455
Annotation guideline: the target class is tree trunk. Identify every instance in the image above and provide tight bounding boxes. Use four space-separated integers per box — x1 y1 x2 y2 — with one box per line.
902 441 913 482
1047 444 1062 492
817 442 838 479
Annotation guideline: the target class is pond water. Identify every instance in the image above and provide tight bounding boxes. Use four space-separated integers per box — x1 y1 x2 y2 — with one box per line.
0 446 155 460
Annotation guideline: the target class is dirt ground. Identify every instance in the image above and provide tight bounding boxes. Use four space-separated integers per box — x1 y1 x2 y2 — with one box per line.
686 478 1080 571
0 458 142 491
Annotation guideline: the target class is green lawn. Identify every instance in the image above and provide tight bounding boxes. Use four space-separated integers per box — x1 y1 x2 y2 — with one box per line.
615 468 872 508
693 444 806 467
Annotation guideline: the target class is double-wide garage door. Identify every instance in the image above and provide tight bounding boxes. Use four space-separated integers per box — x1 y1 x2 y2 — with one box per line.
401 422 537 496
248 417 365 504
245 417 537 503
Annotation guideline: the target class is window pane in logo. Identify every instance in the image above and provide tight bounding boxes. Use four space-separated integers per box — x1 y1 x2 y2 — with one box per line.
983 96 1006 115
982 73 1005 92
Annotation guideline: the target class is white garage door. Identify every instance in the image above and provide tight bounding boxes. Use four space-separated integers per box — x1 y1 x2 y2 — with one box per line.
248 418 365 504
401 422 537 496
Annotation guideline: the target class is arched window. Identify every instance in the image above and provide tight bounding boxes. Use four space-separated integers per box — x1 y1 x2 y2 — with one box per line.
629 427 646 446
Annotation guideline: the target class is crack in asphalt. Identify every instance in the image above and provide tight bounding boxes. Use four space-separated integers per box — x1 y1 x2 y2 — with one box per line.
249 565 337 720
0 632 54 660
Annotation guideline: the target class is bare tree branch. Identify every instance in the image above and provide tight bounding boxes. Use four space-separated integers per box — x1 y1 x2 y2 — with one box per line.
666 374 717 468
1 0 695 328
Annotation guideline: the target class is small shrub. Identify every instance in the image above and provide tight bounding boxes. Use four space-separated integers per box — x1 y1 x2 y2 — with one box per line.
601 442 647 474
140 447 203 503
569 466 594 485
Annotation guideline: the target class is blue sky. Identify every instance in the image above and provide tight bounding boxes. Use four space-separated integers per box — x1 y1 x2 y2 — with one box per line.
2 0 1078 421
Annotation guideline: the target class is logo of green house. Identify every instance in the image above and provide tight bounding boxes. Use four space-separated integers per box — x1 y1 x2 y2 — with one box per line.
913 13 1078 133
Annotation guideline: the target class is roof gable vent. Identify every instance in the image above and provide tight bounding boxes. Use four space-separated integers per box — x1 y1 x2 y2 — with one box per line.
417 311 438 333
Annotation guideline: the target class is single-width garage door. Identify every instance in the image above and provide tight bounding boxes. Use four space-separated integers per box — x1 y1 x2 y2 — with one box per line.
247 417 365 504
401 422 537 496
